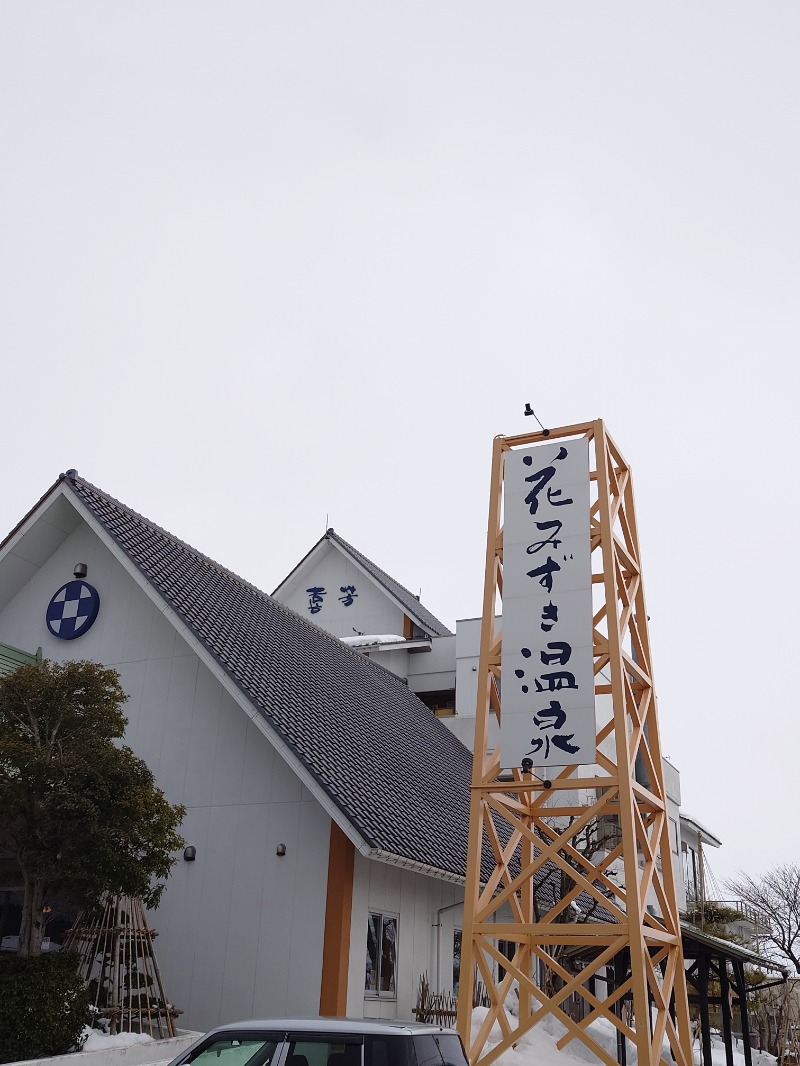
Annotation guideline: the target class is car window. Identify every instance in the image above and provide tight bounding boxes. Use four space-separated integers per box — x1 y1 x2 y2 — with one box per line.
188 1037 280 1066
412 1036 442 1066
432 1035 469 1066
364 1035 412 1066
412 1035 468 1066
288 1038 362 1066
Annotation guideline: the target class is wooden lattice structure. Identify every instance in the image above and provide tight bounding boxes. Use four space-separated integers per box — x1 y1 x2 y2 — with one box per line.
456 420 693 1066
63 894 179 1037
777 980 800 1064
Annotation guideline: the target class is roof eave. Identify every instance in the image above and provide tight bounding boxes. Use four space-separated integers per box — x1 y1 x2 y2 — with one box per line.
328 536 446 637
367 847 465 886
680 920 788 975
680 813 722 849
271 532 329 597
0 477 68 557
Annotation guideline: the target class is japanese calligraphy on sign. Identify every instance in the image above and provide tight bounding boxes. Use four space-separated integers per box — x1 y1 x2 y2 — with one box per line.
500 438 595 767
305 583 358 615
306 587 326 614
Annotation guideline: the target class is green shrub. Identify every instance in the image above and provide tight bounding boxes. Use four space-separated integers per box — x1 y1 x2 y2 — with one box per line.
0 951 91 1064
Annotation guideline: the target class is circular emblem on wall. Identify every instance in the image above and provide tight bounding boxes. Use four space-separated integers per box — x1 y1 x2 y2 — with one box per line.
46 580 100 640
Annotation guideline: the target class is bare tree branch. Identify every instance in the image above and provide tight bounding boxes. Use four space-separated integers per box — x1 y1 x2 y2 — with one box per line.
725 863 800 974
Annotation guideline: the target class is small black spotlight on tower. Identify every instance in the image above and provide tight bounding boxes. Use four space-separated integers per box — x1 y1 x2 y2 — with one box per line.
523 404 549 435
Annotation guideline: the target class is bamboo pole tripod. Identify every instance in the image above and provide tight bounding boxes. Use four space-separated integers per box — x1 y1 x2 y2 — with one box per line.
456 420 693 1066
64 895 178 1037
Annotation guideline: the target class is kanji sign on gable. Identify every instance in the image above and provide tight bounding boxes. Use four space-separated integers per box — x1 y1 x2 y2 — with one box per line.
500 438 595 766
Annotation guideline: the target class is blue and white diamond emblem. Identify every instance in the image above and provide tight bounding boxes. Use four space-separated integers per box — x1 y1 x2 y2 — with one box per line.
46 580 100 640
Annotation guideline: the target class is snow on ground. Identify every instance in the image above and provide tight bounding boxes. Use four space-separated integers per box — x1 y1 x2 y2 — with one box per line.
470 1007 778 1066
700 1041 775 1066
79 1028 153 1052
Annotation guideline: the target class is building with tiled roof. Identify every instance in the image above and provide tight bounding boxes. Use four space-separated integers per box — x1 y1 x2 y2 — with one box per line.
0 471 470 1030
273 528 453 639
0 470 740 1043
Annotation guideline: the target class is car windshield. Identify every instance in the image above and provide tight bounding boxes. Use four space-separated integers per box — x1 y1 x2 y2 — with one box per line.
188 1037 280 1066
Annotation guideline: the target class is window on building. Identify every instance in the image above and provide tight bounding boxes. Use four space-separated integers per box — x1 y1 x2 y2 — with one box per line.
683 845 699 901
496 940 516 983
416 690 456 717
668 818 679 855
452 929 462 994
596 814 621 852
365 912 397 998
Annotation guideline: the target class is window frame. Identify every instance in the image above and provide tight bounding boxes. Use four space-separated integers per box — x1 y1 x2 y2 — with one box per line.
365 910 398 1000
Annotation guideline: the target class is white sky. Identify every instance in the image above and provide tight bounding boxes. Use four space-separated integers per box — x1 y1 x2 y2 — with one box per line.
2 3 798 885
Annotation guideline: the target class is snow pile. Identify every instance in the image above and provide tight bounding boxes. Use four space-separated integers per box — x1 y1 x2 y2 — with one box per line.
700 1038 775 1066
471 1005 632 1066
79 1027 154 1052
470 1006 777 1066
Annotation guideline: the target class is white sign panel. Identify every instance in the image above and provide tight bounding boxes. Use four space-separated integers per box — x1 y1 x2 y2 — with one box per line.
500 438 595 767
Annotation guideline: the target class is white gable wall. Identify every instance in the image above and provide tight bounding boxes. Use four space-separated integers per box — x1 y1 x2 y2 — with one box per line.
0 513 332 1030
347 852 463 1020
276 543 407 640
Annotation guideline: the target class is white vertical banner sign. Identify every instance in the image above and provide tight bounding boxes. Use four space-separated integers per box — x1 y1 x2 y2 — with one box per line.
500 438 595 767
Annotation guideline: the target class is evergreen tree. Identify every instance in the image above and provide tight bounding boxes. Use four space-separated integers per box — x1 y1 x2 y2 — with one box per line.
0 660 185 955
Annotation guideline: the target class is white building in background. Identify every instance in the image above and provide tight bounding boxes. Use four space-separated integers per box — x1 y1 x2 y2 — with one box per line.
274 527 693 916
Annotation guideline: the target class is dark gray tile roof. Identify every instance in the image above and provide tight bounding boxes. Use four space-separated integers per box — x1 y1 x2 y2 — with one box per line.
62 474 470 880
323 529 453 636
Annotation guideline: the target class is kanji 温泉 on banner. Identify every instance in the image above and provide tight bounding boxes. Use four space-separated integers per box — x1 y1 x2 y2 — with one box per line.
500 438 595 767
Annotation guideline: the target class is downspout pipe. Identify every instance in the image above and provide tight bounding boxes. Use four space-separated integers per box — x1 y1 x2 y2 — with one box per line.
433 899 465 995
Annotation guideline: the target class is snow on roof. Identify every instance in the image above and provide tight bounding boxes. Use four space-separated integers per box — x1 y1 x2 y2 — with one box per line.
680 811 722 848
340 634 406 648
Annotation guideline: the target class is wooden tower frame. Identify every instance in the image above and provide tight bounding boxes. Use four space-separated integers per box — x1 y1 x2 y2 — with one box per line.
456 420 693 1066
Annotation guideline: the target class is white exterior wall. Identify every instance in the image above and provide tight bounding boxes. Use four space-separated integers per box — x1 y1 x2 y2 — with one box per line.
454 618 481 718
0 517 331 1031
347 853 463 1020
277 544 406 640
440 617 499 749
367 646 411 680
406 635 456 694
663 759 685 913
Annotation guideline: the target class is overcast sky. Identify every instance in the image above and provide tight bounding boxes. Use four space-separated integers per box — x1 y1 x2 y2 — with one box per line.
2 3 798 885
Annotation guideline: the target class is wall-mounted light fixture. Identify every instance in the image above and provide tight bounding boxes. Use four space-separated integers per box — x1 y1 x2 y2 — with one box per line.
183 846 197 862
73 563 88 578
276 844 286 857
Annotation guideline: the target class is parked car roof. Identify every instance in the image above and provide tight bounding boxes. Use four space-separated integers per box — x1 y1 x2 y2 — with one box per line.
207 1019 458 1036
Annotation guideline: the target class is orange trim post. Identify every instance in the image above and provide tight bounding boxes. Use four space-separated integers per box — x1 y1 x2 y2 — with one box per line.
320 822 355 1016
